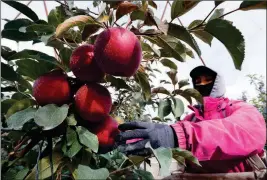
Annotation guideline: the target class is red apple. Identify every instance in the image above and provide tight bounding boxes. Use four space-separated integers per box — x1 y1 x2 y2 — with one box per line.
33 70 71 106
70 44 104 82
74 84 112 123
94 27 142 77
90 116 120 148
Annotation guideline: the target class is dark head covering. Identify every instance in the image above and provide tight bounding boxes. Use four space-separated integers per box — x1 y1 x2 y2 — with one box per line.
190 66 226 98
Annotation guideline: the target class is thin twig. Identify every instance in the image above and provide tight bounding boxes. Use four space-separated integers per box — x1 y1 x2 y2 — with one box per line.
88 9 99 16
190 7 240 31
217 8 239 19
177 17 184 27
48 137 54 180
198 55 206 66
189 5 217 31
43 0 49 17
161 0 169 21
36 140 45 180
125 19 132 29
61 37 75 49
55 0 68 7
54 48 61 63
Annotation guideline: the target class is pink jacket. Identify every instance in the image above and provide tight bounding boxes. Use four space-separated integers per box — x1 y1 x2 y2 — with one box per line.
171 96 266 173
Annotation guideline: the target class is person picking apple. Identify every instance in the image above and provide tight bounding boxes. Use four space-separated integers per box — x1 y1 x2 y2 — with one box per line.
115 65 267 173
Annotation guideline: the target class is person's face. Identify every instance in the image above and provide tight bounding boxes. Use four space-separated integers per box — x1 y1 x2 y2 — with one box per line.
193 74 215 97
194 75 214 86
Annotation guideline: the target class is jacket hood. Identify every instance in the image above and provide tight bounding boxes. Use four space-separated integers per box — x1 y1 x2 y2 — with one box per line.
190 66 226 98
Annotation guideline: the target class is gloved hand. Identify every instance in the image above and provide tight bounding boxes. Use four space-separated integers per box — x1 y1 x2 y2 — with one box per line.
115 121 177 156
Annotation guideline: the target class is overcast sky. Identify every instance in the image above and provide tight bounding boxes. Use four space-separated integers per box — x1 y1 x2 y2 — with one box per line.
1 1 266 117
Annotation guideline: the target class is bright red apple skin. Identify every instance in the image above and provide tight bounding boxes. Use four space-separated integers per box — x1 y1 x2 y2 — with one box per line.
89 116 120 147
94 27 142 77
74 84 112 123
70 44 105 82
33 70 71 106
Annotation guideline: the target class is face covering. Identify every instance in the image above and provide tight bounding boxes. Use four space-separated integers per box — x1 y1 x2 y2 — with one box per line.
194 82 214 97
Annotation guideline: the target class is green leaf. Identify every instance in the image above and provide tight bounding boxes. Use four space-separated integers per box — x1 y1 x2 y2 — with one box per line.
133 169 154 179
128 155 146 166
146 35 185 62
63 140 82 158
158 41 187 60
141 41 161 57
66 114 77 126
1 62 19 81
6 99 36 118
204 19 245 70
76 126 99 153
1 99 17 114
6 107 36 130
167 23 201 55
16 59 55 80
178 79 190 89
239 1 266 11
130 10 145 21
172 98 184 118
151 87 170 95
66 127 77 146
208 8 224 21
134 71 151 101
48 6 68 28
106 75 132 90
93 0 101 7
82 24 102 41
17 76 33 92
59 47 72 70
192 31 213 46
1 46 17 60
55 15 95 37
183 88 203 103
62 127 82 158
145 143 172 177
25 24 55 34
25 152 63 180
8 49 60 67
97 14 110 23
15 168 29 180
158 99 172 119
4 19 33 30
172 148 201 166
160 58 177 70
74 165 109 180
148 0 157 9
34 104 69 130
185 47 194 58
1 29 38 42
3 1 39 21
171 0 199 19
11 92 29 100
215 1 224 7
167 69 178 85
116 1 139 20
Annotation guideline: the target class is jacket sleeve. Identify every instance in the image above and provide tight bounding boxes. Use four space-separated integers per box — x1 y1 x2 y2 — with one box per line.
171 102 266 161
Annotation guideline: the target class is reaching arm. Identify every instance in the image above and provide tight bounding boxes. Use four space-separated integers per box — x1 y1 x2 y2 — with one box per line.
171 102 266 161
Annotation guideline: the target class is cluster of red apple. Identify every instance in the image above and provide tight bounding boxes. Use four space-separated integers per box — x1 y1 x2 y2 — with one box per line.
32 27 142 149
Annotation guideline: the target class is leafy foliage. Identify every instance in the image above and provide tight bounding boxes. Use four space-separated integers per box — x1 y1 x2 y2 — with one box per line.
1 1 264 179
